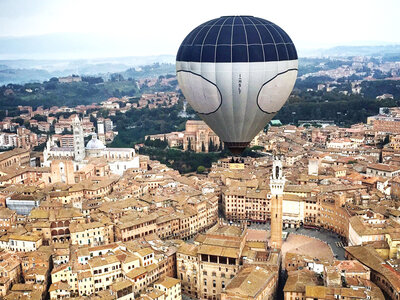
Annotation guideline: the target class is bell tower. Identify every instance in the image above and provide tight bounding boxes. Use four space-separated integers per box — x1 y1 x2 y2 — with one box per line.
270 157 285 249
73 116 85 162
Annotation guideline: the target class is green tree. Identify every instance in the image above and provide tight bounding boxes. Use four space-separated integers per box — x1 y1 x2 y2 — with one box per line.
218 141 223 151
209 138 214 152
32 114 47 122
383 135 390 146
12 117 24 126
197 165 205 174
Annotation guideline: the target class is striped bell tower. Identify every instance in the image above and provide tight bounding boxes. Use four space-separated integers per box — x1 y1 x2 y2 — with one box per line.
72 116 85 162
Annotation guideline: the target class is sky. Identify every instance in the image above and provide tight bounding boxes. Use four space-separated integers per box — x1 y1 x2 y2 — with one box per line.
0 0 399 59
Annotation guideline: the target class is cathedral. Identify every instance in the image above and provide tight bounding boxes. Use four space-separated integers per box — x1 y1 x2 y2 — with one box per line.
43 116 140 182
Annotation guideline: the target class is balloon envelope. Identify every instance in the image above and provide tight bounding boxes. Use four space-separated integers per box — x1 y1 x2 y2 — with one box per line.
176 16 298 154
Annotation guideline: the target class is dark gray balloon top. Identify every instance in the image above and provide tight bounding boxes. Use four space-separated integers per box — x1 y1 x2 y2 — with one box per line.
177 16 297 63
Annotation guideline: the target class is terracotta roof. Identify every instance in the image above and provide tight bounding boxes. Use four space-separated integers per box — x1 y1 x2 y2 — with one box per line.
49 281 71 292
135 247 153 257
9 233 41 242
154 276 180 289
224 266 277 298
333 260 369 273
88 255 119 268
367 163 400 172
283 269 321 293
197 244 238 258
0 207 16 219
126 266 147 279
345 245 400 291
177 243 198 257
111 279 132 291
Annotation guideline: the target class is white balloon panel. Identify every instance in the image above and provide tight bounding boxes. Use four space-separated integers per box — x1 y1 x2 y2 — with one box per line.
176 60 298 143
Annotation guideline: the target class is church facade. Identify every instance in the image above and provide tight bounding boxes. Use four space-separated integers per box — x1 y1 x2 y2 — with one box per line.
43 116 140 183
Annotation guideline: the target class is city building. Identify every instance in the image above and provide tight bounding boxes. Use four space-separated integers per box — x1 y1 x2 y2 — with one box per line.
146 120 221 153
153 277 181 300
177 222 248 299
220 266 278 300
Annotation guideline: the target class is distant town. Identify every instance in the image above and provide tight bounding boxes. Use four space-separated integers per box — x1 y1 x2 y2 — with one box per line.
0 91 179 150
0 50 399 300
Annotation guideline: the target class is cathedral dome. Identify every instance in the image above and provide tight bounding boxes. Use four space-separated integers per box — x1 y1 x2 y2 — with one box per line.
86 134 106 150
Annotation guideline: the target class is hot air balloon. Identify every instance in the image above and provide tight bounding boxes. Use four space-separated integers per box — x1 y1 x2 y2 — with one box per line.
176 16 298 154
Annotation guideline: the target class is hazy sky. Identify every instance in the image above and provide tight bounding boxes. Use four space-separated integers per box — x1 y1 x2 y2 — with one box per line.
1 0 399 58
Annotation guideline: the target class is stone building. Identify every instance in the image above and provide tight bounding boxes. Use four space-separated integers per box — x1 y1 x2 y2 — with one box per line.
153 277 181 300
221 266 278 300
368 113 400 134
345 245 399 300
0 207 17 230
183 120 221 153
146 120 221 153
392 176 400 200
28 208 85 244
0 148 30 169
177 222 247 300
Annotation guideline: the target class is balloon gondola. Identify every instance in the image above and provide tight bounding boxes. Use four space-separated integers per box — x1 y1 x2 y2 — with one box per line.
176 16 298 155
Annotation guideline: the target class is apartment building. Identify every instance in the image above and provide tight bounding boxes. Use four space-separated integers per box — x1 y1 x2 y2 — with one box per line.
70 221 107 246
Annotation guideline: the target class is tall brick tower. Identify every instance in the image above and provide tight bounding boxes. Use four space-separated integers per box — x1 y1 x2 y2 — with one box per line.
270 157 285 249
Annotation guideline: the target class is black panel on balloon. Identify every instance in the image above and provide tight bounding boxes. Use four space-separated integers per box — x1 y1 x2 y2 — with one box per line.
245 25 262 45
216 46 231 63
177 15 297 63
201 46 216 63
232 46 248 63
218 26 232 44
248 45 264 62
204 26 220 45
263 44 278 62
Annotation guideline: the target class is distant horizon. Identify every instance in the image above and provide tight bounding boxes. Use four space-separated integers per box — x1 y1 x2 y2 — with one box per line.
0 37 399 61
